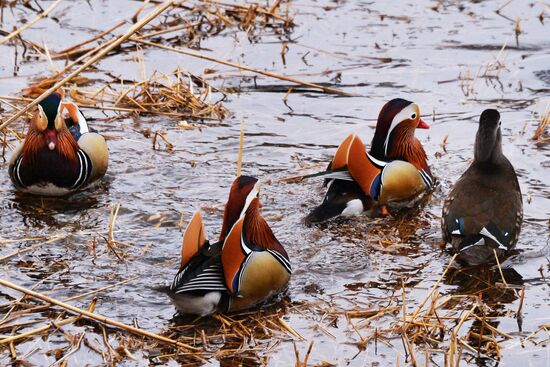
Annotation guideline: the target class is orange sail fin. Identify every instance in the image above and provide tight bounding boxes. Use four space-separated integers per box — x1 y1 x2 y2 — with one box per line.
347 135 381 196
180 211 207 269
331 134 355 170
221 217 248 294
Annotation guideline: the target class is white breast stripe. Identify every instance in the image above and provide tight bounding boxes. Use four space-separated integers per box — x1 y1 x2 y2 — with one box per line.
367 153 388 168
71 151 84 189
15 156 24 187
240 231 252 255
82 151 90 185
419 169 433 187
267 249 292 274
236 254 253 294
72 150 91 189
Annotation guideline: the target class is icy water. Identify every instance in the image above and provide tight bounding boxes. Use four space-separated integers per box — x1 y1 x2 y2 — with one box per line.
0 0 549 366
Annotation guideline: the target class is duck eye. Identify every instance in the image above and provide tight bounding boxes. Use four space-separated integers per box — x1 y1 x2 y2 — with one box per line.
411 113 416 119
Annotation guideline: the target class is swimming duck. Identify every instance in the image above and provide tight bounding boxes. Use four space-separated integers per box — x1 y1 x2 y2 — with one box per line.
442 109 523 266
306 98 433 223
167 176 291 316
8 91 108 196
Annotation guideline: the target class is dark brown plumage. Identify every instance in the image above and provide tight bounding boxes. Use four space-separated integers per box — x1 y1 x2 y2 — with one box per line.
442 109 523 266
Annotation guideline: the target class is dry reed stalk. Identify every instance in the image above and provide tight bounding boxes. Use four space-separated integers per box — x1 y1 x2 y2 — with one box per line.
0 233 64 262
63 69 227 120
0 300 97 344
496 0 514 13
516 286 525 317
55 20 127 55
131 38 353 96
532 101 549 144
135 22 201 40
405 254 457 331
0 0 176 131
0 278 200 352
1 276 140 326
278 317 304 340
2 93 213 119
152 131 174 150
0 0 63 45
51 36 120 78
202 0 291 23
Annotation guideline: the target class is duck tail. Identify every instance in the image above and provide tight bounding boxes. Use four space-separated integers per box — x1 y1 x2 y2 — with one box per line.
453 220 510 253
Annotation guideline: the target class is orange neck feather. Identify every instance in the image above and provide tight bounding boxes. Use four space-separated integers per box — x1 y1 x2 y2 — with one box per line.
244 200 288 259
387 126 431 175
22 125 79 165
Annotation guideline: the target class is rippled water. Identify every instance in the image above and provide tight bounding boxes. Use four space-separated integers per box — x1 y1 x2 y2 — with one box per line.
0 0 549 366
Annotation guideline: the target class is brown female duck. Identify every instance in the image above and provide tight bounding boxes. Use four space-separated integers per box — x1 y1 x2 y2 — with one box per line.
442 109 523 266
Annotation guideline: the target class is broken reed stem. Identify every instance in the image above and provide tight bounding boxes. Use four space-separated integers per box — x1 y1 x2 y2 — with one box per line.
0 276 140 328
51 36 120 79
0 234 63 263
404 254 457 331
0 278 199 352
0 316 81 344
0 0 176 131
533 100 549 143
278 317 304 340
0 94 214 119
55 20 127 55
131 38 353 96
237 118 244 176
0 0 64 45
303 341 314 366
517 286 525 316
0 300 97 345
493 249 509 288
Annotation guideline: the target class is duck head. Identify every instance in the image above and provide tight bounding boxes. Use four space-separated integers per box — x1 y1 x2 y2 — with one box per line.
474 109 502 164
369 98 429 159
22 91 79 164
219 175 260 241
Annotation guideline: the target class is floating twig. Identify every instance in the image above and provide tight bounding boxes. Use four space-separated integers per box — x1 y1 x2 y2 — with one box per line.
0 278 200 352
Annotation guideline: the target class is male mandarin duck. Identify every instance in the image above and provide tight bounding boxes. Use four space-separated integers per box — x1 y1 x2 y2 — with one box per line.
167 176 291 316
8 91 108 196
306 98 433 223
442 109 523 266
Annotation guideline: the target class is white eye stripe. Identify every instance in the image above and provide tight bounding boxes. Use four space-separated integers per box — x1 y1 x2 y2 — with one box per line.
384 103 418 156
240 182 261 218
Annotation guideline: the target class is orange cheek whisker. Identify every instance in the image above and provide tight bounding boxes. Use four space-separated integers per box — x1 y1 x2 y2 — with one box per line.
21 126 79 165
21 127 46 165
56 129 79 163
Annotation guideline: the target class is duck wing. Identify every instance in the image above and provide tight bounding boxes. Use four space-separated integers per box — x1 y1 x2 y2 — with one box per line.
443 163 522 252
170 211 227 295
